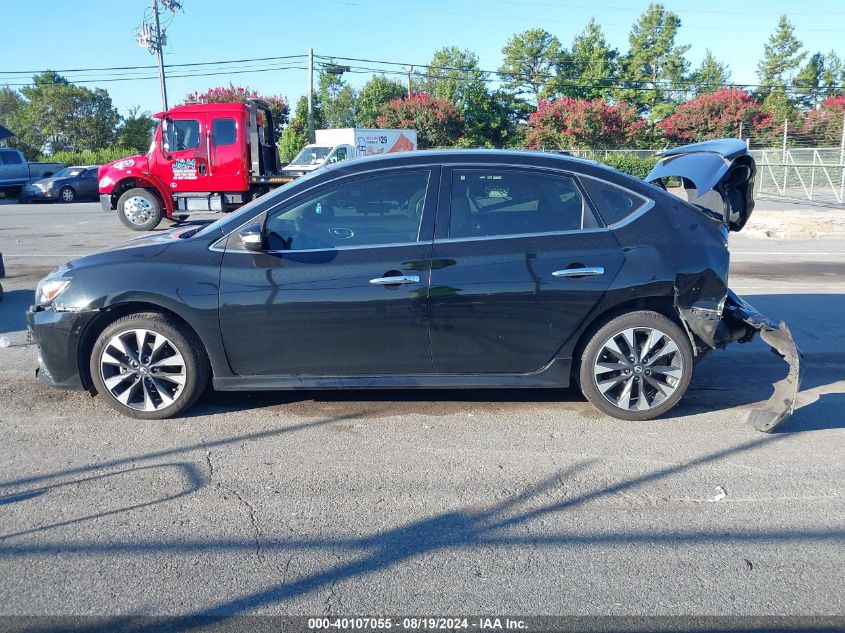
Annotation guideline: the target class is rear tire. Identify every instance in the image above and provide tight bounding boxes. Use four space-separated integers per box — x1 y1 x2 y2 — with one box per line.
59 186 75 203
578 311 693 421
89 313 209 420
117 188 163 231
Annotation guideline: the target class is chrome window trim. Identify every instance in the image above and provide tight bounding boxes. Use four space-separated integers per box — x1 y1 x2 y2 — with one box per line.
211 240 426 255
433 227 609 245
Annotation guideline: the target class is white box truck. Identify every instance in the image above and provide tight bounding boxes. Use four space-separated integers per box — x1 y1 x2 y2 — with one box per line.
281 128 418 177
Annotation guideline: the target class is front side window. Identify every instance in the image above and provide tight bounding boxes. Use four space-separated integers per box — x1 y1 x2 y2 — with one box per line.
263 171 430 251
328 147 348 164
290 146 332 166
448 169 595 239
580 177 648 226
164 119 200 152
212 118 237 146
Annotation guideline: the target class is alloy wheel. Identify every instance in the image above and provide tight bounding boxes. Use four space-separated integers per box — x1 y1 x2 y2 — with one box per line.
593 326 684 412
123 196 153 225
99 328 187 412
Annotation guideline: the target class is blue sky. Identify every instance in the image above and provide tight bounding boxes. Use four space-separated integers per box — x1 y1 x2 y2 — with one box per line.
3 0 845 116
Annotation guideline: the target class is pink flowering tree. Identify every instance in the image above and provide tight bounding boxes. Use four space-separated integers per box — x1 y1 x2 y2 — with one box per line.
524 98 646 150
802 95 845 146
377 92 464 148
658 88 771 144
184 83 289 138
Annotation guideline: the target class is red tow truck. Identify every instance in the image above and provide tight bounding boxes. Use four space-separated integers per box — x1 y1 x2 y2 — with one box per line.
98 99 295 231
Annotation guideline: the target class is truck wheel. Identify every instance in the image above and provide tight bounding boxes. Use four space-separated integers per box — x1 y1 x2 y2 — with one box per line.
117 188 163 231
59 186 75 203
89 312 209 420
578 311 694 421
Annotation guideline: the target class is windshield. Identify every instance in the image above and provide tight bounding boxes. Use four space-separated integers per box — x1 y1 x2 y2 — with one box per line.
290 146 332 166
52 167 86 178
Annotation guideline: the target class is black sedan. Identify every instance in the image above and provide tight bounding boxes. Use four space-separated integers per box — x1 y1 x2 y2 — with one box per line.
20 165 99 202
26 142 801 430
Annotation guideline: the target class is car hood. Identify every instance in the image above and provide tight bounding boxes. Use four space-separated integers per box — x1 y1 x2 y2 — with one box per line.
30 176 68 187
646 138 756 232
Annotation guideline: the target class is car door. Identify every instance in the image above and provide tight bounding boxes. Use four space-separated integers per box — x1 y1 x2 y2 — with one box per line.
428 166 626 374
208 113 247 191
0 149 27 185
218 167 438 376
79 168 98 197
157 114 211 193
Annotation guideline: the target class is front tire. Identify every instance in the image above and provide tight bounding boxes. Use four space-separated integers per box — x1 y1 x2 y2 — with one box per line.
89 313 209 420
579 311 693 421
117 188 163 231
59 186 75 203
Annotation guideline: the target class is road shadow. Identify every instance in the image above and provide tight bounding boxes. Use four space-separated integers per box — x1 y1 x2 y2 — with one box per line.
2 431 843 631
0 288 31 333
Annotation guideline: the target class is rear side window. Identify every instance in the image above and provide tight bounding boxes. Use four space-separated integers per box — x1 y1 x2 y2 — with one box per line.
581 177 648 226
448 169 597 239
0 150 23 164
212 118 237 146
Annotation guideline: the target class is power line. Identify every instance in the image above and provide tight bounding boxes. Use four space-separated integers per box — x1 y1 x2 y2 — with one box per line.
0 54 308 75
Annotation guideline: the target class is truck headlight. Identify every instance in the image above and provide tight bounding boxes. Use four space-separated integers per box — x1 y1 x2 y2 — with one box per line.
98 176 113 189
36 278 71 305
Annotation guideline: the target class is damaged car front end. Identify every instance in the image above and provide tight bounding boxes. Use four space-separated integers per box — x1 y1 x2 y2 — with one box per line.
648 139 803 432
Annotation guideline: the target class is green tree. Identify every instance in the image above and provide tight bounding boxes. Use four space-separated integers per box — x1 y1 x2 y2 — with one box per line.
498 28 562 105
419 47 486 102
356 75 406 127
115 106 156 154
793 52 826 110
822 51 844 97
279 95 323 163
548 19 618 100
14 71 120 154
616 4 690 117
318 69 357 128
689 50 731 96
460 86 518 147
0 87 24 151
756 15 805 98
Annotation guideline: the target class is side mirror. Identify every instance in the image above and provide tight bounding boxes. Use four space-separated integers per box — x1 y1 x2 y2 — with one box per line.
239 223 264 252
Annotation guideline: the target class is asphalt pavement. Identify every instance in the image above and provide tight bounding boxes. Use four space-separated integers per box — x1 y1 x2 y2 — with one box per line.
0 200 843 620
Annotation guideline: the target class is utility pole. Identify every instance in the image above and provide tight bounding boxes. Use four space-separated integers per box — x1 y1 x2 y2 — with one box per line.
136 0 181 112
151 0 168 111
307 48 315 143
404 65 413 97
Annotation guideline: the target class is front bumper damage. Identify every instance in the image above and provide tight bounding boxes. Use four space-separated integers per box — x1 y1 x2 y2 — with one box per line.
676 280 802 433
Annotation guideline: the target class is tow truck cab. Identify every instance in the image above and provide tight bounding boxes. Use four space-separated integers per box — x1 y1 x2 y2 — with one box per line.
98 100 287 230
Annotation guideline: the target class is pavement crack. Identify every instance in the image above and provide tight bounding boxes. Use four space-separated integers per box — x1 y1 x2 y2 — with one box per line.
226 487 263 561
205 450 214 480
323 577 340 615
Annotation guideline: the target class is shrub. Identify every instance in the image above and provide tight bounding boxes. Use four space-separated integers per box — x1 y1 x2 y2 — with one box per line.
592 153 659 179
43 147 139 167
525 98 647 150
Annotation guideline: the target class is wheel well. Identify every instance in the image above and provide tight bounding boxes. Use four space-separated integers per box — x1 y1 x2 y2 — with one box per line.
569 296 681 382
78 302 209 392
111 180 165 210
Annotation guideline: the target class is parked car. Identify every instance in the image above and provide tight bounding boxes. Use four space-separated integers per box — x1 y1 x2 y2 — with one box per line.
0 148 63 196
20 165 100 203
26 141 800 430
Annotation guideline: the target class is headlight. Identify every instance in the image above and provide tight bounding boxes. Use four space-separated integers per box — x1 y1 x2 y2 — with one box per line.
98 176 113 189
113 159 135 170
36 278 71 305
35 182 52 191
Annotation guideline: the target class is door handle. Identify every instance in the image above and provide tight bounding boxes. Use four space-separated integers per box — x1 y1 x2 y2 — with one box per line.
369 275 420 286
552 266 605 278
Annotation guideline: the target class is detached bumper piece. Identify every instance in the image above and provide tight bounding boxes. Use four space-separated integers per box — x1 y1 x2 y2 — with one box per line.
722 291 803 433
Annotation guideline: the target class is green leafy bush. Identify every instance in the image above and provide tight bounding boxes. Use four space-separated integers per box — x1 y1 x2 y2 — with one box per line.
592 153 659 179
41 147 138 167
